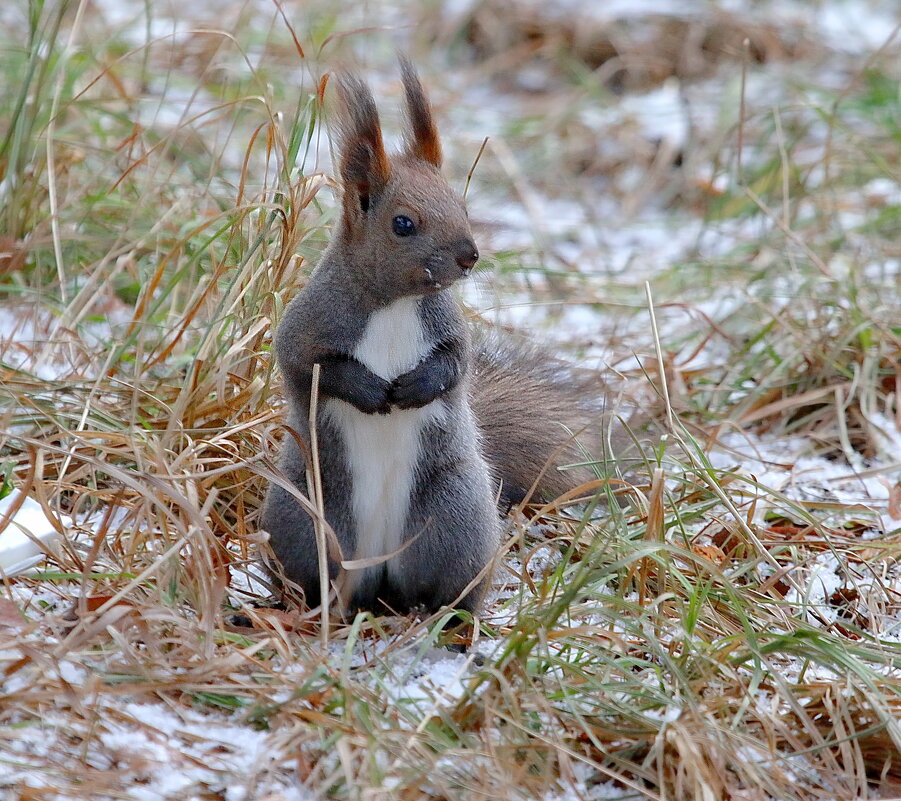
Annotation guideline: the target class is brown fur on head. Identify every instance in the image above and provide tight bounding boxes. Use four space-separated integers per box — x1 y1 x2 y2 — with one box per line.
331 60 479 304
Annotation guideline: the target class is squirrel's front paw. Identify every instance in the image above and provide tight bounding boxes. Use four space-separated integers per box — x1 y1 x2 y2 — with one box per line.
356 376 393 414
390 365 445 409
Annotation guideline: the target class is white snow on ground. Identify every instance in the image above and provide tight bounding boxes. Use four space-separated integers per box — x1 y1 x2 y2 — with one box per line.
710 428 900 509
3 413 897 799
0 307 60 381
0 599 485 800
1 701 318 801
813 1 901 53
0 491 63 577
710 427 901 642
579 79 691 151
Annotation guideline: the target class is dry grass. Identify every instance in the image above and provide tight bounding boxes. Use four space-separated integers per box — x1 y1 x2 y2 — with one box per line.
1 1 900 800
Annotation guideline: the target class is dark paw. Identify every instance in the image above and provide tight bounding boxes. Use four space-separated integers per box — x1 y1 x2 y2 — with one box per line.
390 367 443 409
357 377 393 414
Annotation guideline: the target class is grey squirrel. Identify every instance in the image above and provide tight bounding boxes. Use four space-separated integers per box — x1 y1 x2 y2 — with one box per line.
261 60 605 617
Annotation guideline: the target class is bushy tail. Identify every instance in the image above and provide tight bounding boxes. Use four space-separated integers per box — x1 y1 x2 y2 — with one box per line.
470 334 639 506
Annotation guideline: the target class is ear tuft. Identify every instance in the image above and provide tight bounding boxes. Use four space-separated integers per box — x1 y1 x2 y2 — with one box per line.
335 73 391 210
399 57 442 168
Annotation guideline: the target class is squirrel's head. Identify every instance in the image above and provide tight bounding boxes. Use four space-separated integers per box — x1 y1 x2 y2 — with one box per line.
332 59 479 302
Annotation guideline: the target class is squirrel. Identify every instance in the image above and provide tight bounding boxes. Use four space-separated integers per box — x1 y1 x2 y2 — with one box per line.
261 60 608 618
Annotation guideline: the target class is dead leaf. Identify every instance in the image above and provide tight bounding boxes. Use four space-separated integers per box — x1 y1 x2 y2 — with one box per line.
827 587 860 607
691 544 728 565
0 598 27 631
711 525 751 558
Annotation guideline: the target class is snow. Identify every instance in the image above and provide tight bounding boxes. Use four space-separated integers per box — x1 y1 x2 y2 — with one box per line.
815 2 901 53
377 647 477 707
0 308 60 381
865 410 901 464
581 79 691 151
0 491 63 577
709 428 900 510
4 403 896 794
0 622 491 799
0 702 320 801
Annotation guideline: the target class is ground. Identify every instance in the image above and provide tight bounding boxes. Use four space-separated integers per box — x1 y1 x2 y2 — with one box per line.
0 1 900 799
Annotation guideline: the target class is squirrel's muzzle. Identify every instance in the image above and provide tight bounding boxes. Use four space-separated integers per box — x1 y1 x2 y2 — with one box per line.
454 237 479 277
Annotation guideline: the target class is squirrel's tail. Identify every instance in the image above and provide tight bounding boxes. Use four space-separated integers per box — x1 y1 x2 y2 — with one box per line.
470 334 638 506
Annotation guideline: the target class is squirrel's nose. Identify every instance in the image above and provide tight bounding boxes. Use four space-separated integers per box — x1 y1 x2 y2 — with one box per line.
454 238 479 276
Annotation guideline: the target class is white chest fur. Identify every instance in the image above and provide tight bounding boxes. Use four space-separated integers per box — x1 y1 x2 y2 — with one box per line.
324 297 444 590
355 295 427 381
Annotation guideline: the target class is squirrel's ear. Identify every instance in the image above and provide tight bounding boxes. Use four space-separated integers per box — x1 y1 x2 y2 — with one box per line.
399 57 442 168
335 73 391 213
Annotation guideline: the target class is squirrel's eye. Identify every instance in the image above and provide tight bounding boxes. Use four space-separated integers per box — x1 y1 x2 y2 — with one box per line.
392 215 416 237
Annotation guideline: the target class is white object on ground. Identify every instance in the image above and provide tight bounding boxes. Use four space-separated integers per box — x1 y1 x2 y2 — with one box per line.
0 490 62 576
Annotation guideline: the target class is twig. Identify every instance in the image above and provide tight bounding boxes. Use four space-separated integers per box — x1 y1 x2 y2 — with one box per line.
464 136 489 200
307 363 329 648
